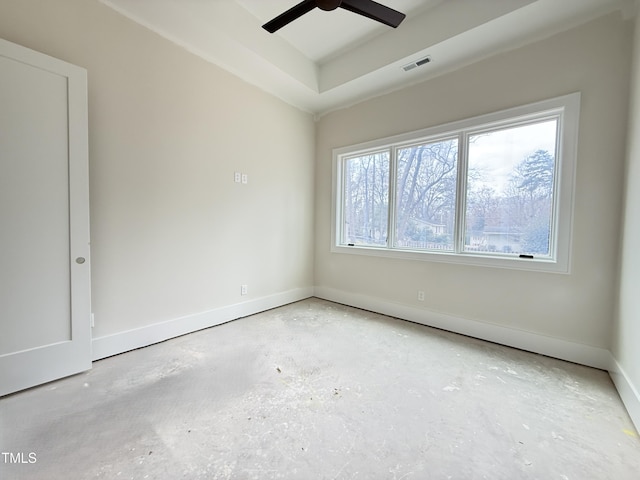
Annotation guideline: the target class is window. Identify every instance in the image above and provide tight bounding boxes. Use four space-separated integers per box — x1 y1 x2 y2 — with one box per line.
332 93 580 273
343 151 389 247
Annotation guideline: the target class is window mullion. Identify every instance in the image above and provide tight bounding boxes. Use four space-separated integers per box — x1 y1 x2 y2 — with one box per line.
387 146 397 249
454 132 469 254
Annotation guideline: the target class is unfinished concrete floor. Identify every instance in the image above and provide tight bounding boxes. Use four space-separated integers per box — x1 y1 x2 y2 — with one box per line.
1 298 638 479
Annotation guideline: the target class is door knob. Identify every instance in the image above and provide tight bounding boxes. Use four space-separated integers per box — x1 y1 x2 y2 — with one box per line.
75 257 86 264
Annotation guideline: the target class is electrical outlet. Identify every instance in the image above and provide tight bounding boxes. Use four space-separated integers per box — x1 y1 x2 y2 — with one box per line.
241 284 248 296
417 290 425 302
234 172 241 183
241 173 248 184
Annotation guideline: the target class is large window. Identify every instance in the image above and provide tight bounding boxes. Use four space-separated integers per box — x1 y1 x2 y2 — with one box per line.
332 93 580 273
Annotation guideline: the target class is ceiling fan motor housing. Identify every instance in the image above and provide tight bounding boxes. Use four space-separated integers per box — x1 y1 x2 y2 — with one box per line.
317 0 342 11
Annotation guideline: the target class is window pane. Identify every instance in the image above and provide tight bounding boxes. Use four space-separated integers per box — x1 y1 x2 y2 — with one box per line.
465 120 557 256
394 138 458 251
342 152 389 246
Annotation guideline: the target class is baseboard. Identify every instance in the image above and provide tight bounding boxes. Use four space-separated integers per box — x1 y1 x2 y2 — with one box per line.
313 286 611 370
608 354 640 431
91 286 638 431
91 287 314 361
92 286 609 367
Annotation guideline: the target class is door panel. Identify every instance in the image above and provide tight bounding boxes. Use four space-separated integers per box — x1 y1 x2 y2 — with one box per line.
0 38 90 396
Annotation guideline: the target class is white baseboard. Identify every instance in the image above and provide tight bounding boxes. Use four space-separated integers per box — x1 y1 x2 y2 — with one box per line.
315 287 639 430
91 287 314 361
313 286 611 370
90 286 638 432
608 354 640 431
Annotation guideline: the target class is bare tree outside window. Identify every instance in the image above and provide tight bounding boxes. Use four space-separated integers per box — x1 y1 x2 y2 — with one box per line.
465 120 557 256
395 138 458 250
343 152 389 246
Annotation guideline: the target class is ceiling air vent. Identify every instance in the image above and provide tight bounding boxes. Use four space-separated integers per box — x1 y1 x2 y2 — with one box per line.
402 56 431 72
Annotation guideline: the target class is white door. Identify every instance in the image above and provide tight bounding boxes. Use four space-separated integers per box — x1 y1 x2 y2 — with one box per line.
0 38 91 397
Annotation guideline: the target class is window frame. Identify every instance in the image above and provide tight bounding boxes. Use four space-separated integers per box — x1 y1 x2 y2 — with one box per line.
331 93 580 274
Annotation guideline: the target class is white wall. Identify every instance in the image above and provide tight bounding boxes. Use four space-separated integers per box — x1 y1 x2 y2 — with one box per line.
315 13 633 364
612 8 640 429
0 0 315 354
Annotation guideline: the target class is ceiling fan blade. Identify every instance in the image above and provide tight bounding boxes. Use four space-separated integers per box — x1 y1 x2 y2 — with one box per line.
339 0 406 28
262 0 317 33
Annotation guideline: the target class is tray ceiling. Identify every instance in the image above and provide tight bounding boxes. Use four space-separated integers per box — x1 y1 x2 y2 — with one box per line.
100 0 634 115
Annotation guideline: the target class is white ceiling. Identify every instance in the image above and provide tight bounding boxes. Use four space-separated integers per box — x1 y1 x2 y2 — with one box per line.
100 0 635 116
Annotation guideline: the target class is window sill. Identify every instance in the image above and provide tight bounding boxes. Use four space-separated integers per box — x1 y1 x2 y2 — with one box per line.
330 244 569 274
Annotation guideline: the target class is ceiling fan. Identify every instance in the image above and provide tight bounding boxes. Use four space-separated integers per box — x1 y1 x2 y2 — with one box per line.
262 0 406 33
